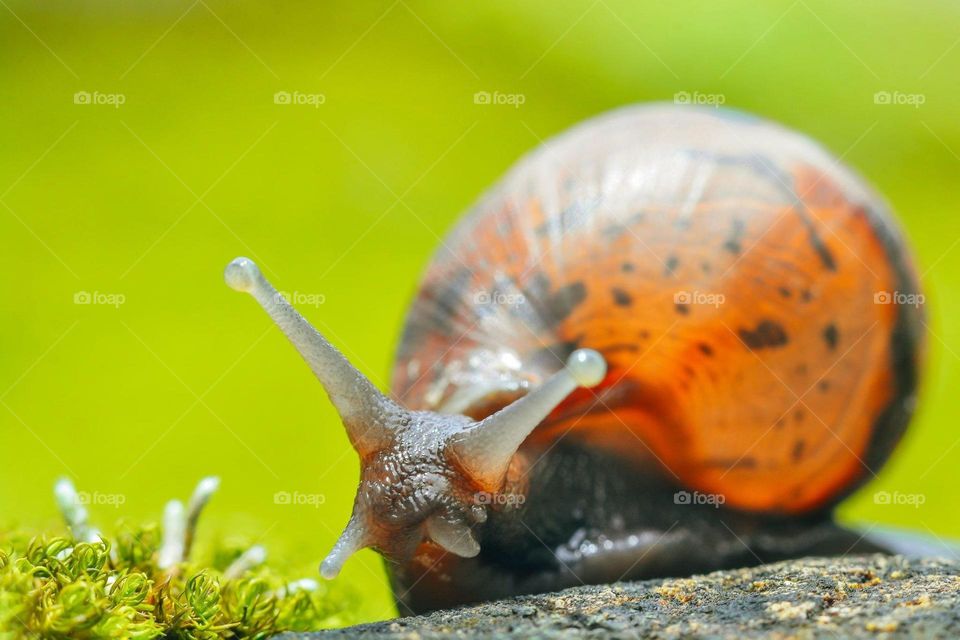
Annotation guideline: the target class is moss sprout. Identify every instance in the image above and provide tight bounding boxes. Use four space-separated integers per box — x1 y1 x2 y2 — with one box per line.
0 478 356 639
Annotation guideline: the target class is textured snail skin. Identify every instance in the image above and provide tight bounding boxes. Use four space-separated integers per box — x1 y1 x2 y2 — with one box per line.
228 104 924 615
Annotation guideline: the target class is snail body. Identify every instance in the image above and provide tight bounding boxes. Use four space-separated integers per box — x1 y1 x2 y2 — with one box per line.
227 104 923 614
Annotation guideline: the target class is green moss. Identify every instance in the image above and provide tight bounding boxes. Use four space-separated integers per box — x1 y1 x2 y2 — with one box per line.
0 480 358 639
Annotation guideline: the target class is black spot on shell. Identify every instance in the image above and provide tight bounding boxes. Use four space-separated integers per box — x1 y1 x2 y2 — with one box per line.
737 320 788 350
795 206 837 271
778 286 792 298
801 289 813 302
664 255 679 277
698 342 714 357
818 380 831 392
792 440 806 461
612 288 632 307
544 281 587 324
823 323 839 351
701 262 712 274
675 303 690 316
621 262 635 273
639 330 650 340
794 408 805 423
602 223 629 239
723 219 746 255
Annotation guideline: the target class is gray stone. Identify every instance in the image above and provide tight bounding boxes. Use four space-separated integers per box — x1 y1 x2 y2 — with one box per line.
277 554 960 639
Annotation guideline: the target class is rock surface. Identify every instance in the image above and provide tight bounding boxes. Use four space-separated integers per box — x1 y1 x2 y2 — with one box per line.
278 555 960 639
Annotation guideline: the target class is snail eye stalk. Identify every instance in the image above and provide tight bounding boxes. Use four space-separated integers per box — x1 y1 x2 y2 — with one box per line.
225 257 398 454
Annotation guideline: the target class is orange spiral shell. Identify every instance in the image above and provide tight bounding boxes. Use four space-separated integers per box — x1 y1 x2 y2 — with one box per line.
391 105 924 515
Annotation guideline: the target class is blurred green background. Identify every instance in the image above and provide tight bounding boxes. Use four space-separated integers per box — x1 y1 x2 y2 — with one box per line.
1 0 958 623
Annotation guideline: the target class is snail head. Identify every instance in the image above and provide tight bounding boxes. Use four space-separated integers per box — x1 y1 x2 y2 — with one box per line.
225 257 606 578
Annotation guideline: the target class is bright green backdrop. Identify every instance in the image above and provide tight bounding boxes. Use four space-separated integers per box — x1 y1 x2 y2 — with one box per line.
1 0 958 623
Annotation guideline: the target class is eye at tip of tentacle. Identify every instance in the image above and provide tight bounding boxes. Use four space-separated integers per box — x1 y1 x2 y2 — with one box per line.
566 348 607 387
224 256 260 293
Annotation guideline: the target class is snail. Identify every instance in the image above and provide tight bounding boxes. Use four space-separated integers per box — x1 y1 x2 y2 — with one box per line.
226 104 924 614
